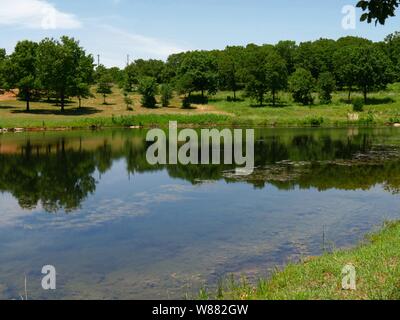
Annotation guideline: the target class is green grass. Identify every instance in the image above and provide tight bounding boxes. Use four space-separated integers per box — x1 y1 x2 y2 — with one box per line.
2 84 400 129
200 221 400 300
210 83 400 127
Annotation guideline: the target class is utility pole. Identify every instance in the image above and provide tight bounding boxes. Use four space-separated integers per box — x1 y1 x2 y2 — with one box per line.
127 54 130 67
97 54 100 67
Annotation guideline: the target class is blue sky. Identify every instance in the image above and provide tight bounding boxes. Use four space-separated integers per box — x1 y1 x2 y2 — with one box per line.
0 0 399 67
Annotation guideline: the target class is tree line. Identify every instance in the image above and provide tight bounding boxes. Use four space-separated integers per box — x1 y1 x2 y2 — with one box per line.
1 33 400 112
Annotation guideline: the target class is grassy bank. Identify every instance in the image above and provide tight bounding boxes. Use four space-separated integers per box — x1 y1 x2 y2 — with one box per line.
201 221 400 300
1 85 400 129
210 83 400 127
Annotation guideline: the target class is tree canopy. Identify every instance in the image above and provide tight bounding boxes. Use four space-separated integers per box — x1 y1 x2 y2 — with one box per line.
357 0 399 25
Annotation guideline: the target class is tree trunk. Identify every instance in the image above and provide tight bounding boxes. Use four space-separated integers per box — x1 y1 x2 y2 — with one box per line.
233 90 236 101
78 97 82 108
26 90 30 112
60 91 65 112
103 94 106 104
348 88 352 103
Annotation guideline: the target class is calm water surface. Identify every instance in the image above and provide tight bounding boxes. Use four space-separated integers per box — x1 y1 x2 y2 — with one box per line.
0 127 400 299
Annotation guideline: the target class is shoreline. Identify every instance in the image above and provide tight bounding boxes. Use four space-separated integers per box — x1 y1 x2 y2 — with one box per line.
201 221 400 300
0 115 399 133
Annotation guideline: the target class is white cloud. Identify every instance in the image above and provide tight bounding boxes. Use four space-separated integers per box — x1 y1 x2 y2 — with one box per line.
90 24 186 65
0 0 81 29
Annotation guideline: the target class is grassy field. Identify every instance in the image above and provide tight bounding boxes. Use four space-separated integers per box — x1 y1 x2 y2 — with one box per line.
1 85 400 129
200 221 400 300
210 83 400 127
0 89 230 129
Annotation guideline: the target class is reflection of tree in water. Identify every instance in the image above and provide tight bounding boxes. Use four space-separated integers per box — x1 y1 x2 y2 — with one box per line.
0 130 399 213
0 139 97 212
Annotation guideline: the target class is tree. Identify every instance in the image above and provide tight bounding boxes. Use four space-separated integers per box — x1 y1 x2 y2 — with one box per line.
275 41 298 75
384 32 400 81
37 37 93 112
295 39 337 79
357 0 399 25
160 84 173 107
353 45 394 103
71 52 94 108
74 83 93 108
333 39 372 102
176 51 218 99
289 68 315 105
0 49 6 91
124 93 134 111
265 52 288 106
4 41 39 111
96 66 113 104
138 77 158 108
123 63 138 93
317 72 336 104
133 59 165 83
242 45 271 106
217 46 244 100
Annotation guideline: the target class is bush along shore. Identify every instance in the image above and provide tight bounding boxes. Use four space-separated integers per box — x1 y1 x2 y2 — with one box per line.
199 221 400 300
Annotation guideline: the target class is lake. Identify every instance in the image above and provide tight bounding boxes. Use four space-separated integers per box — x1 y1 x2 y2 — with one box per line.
0 127 400 299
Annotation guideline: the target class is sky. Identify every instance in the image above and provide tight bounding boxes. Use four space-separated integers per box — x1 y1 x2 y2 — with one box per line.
0 0 399 67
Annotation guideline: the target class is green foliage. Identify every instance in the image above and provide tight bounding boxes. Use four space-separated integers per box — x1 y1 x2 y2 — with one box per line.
352 98 365 112
305 116 324 126
160 84 173 107
217 46 244 100
176 51 218 99
289 68 315 105
265 52 288 106
182 96 191 109
357 0 399 25
295 39 337 78
133 59 165 83
275 41 297 74
353 45 394 103
0 49 5 91
385 32 400 81
96 66 113 104
123 63 138 92
243 45 272 106
138 77 158 108
359 111 375 125
124 94 134 111
4 41 39 111
36 36 93 112
317 72 336 104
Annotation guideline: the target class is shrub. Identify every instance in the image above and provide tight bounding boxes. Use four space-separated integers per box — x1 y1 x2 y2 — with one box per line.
289 68 315 105
359 111 375 125
182 96 191 109
124 95 134 111
352 98 364 112
317 72 336 104
160 84 173 107
138 77 158 108
305 116 324 127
